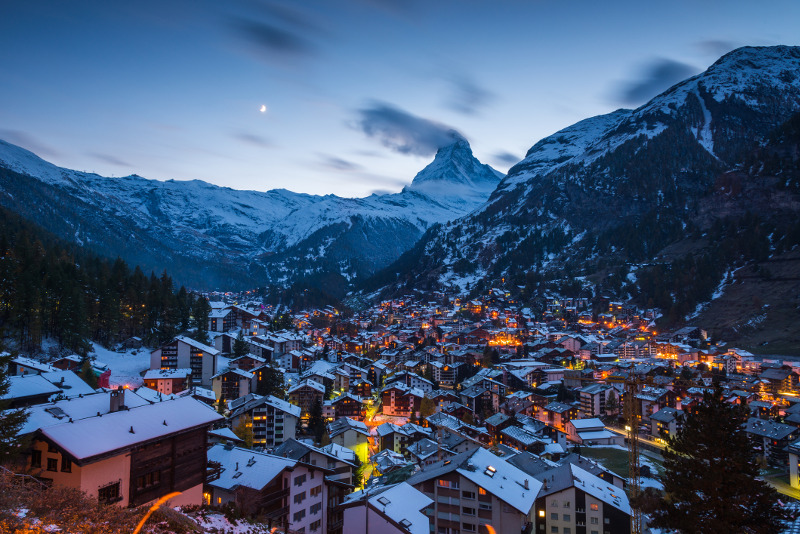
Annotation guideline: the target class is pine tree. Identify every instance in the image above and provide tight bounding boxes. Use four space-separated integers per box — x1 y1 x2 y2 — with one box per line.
648 388 790 533
233 415 254 449
233 330 249 359
0 351 28 462
308 400 325 444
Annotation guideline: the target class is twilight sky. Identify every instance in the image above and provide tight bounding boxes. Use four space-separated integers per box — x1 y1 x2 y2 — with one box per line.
1 0 799 198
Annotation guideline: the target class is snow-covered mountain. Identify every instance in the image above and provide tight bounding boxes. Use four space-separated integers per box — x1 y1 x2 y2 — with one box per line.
0 136 501 291
374 46 800 296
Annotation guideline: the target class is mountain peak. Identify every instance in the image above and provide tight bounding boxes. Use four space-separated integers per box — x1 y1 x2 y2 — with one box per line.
405 137 502 196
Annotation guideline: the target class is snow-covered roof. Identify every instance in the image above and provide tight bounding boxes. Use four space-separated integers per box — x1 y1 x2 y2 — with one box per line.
174 335 220 355
3 374 62 401
577 430 621 441
41 371 96 399
207 444 295 491
328 417 369 438
208 427 244 443
40 396 222 462
368 483 433 534
569 418 605 431
288 378 325 394
143 368 192 380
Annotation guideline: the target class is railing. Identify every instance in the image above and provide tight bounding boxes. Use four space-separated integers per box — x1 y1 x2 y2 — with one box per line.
263 505 289 520
260 487 290 507
206 461 222 482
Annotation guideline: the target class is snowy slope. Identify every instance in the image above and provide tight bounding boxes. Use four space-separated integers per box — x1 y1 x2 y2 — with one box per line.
0 136 502 288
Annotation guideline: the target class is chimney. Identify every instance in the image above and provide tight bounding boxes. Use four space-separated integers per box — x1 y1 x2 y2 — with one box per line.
110 388 125 413
524 479 529 490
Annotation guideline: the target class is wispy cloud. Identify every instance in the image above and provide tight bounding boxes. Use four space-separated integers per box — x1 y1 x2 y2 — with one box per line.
354 101 464 156
317 154 363 172
234 132 274 149
492 151 521 166
88 152 130 167
444 74 495 115
695 40 740 58
0 129 62 159
613 58 699 106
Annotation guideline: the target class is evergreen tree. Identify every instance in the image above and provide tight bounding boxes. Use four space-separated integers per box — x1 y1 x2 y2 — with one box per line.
79 360 98 389
308 400 325 443
0 351 28 462
233 415 254 449
233 330 249 358
191 296 211 344
648 388 789 533
255 365 285 398
605 390 619 415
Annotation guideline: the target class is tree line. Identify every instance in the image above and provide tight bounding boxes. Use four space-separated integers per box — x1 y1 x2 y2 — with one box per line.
0 206 210 355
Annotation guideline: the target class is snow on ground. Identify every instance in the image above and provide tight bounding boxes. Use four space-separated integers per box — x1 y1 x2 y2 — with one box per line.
88 342 150 388
192 512 275 533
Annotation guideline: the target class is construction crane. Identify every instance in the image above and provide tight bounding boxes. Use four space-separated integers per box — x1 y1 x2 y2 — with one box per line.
624 377 643 534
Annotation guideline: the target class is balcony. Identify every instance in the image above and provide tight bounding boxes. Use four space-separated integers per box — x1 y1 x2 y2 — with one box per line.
206 461 222 482
263 505 289 520
260 487 290 507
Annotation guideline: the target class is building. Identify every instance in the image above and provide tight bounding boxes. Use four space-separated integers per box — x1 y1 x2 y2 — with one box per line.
341 482 433 534
150 335 220 387
228 394 301 449
143 368 191 395
288 379 326 419
531 461 632 534
405 448 542 534
328 417 370 464
206 444 329 533
28 395 221 507
212 368 254 403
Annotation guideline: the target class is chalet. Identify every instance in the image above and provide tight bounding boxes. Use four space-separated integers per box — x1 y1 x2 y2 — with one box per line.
28 395 221 507
206 444 329 533
212 368 254 403
578 383 617 417
273 438 356 486
635 386 678 424
759 367 797 395
405 448 542 534
650 407 684 441
745 417 797 467
228 394 301 449
40 370 96 399
7 355 58 376
539 402 579 433
380 383 424 417
328 417 370 463
530 462 632 534
143 368 191 395
287 379 326 419
150 335 220 387
50 354 83 372
2 374 62 408
341 482 433 534
329 392 366 420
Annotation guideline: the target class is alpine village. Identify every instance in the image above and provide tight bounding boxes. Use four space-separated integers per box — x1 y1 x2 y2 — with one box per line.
3 30 800 534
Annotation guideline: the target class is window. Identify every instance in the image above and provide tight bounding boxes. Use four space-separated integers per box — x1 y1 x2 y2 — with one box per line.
591 517 599 525
551 500 559 507
293 509 306 522
551 513 558 520
31 450 42 468
462 506 476 516
310 502 322 515
295 474 307 486
48 444 58 453
604 518 610 524
310 485 323 497
463 523 476 532
47 458 58 472
479 502 492 511
294 491 307 504
438 479 459 489
136 470 161 491
551 527 559 533
478 487 486 495
590 503 599 511
563 514 570 522
462 490 476 499
563 501 570 509
310 519 321 531
98 482 121 504
564 529 571 534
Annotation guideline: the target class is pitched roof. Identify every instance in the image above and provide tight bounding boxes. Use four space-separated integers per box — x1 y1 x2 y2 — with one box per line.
207 444 295 491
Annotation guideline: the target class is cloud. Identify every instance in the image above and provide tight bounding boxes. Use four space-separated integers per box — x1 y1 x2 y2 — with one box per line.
354 101 464 156
88 152 130 167
492 151 521 166
234 132 274 149
0 129 62 159
318 154 363 172
369 189 393 196
614 58 699 106
445 74 495 115
232 18 316 58
696 40 740 58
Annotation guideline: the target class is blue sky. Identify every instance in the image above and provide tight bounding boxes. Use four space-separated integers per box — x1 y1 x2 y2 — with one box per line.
1 0 799 197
